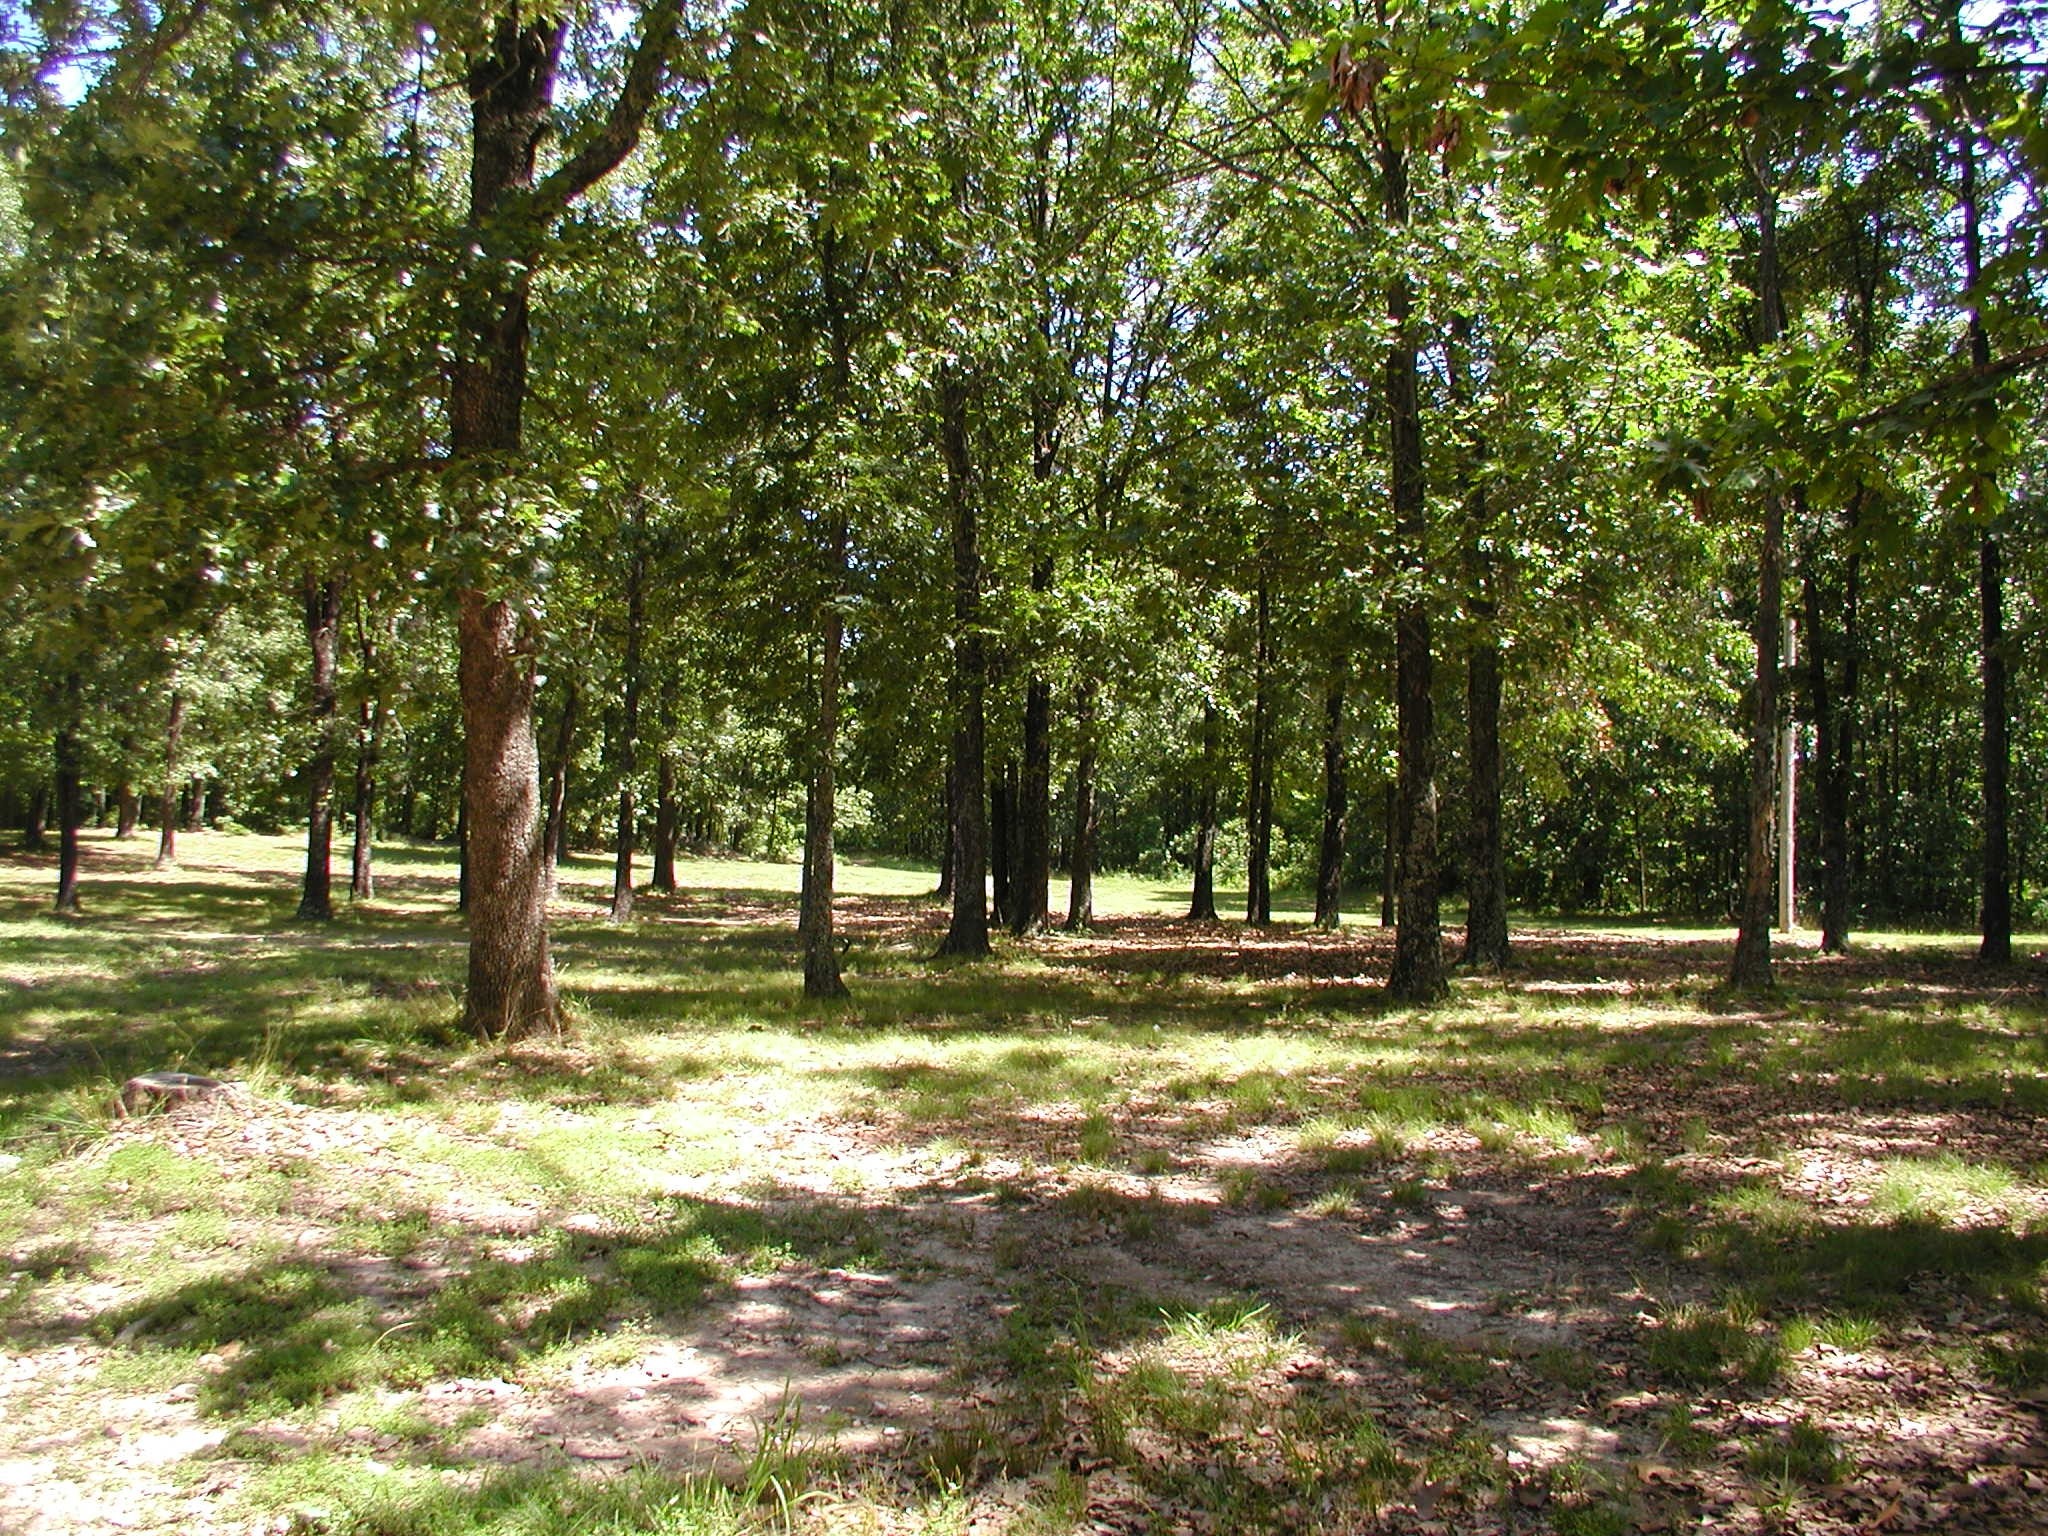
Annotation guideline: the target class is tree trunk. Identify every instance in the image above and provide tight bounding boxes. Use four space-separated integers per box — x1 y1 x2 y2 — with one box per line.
1314 676 1346 930
541 678 578 895
1245 573 1274 927
1188 700 1220 922
155 688 184 870
652 750 678 893
115 746 138 841
1013 559 1054 936
54 673 83 914
610 543 646 923
1066 677 1100 931
1463 634 1509 968
1728 165 1788 993
297 569 347 922
801 523 849 998
1380 779 1396 928
935 361 991 957
458 590 559 1039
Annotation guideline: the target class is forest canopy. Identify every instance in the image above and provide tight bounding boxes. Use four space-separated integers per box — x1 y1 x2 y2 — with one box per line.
1 0 2042 1028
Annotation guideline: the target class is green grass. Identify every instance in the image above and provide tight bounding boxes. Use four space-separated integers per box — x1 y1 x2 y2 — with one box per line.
6 832 2048 1533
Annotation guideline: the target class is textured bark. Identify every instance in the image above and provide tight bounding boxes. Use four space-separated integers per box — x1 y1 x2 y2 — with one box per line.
54 674 82 914
1462 636 1509 968
297 570 347 922
155 689 185 869
23 783 47 853
1729 166 1788 993
1245 574 1274 927
610 544 646 923
935 362 991 957
1188 700 1220 922
1066 677 1100 931
1314 678 1346 930
459 590 559 1040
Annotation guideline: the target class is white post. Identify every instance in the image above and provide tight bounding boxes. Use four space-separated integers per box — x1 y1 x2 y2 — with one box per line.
1778 611 1797 932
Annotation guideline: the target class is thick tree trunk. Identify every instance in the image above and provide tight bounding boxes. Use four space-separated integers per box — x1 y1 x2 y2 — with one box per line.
1188 700 1221 922
610 544 646 923
458 590 559 1039
652 750 678 893
1245 574 1274 927
1463 634 1509 968
54 674 83 914
298 570 346 922
183 778 205 831
1314 677 1346 930
1013 560 1054 936
936 362 991 957
1066 677 1100 931
541 679 578 894
801 524 849 998
1379 780 1396 927
1728 166 1788 993
155 688 184 870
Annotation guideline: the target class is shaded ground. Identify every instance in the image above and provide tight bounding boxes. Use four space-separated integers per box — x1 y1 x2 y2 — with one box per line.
2 833 2047 1534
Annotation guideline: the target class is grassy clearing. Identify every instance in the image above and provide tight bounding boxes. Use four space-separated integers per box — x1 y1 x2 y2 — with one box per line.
3 832 2047 1534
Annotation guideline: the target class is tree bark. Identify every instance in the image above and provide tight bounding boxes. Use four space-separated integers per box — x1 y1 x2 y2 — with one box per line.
297 569 347 922
1066 676 1100 931
1379 779 1396 929
458 590 559 1039
1245 572 1274 927
935 361 991 957
1188 700 1220 922
990 761 1015 928
1801 536 1858 954
610 541 646 923
1314 676 1346 930
114 738 139 841
155 688 184 869
934 763 957 901
54 673 83 914
447 6 679 1038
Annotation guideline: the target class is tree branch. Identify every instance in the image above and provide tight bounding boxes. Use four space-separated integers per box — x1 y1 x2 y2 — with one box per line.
532 0 686 217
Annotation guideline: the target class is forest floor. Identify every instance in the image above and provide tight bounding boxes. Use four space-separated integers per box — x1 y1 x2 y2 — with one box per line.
2 833 2046 1536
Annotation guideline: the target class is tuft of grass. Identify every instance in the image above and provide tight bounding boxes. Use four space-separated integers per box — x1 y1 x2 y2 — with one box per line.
1870 1153 2022 1223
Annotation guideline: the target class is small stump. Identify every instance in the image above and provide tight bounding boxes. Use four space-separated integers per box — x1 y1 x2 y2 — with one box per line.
117 1071 228 1118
